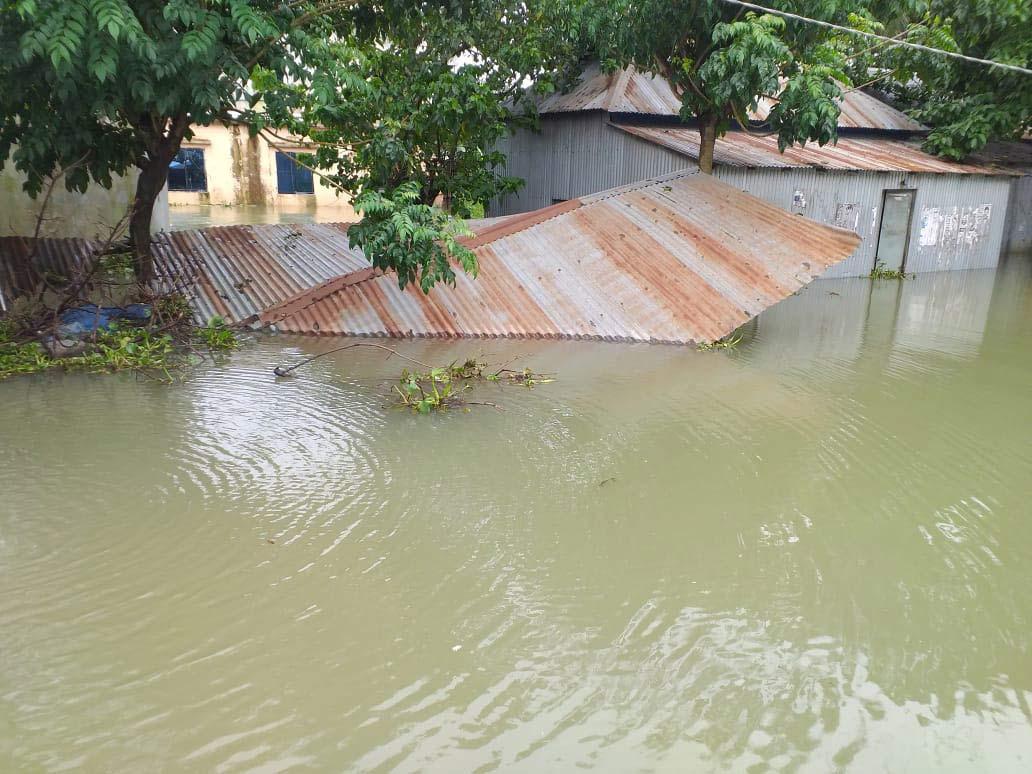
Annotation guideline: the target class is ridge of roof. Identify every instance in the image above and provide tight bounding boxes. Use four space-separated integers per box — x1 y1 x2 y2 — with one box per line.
258 200 588 326
614 124 1014 175
460 198 584 248
260 267 382 326
263 170 861 343
537 63 926 132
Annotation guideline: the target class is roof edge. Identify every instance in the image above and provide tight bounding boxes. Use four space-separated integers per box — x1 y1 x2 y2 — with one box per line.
260 266 381 325
461 198 583 249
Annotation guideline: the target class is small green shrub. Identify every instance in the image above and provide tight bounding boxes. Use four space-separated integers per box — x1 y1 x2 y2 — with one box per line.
199 316 238 351
697 333 743 352
391 358 553 413
870 261 912 280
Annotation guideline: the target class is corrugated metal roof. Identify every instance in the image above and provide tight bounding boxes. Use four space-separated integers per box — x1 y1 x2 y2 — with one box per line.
0 236 98 311
536 65 925 132
263 171 860 345
0 223 367 320
151 222 367 324
751 87 925 132
535 63 683 116
967 140 1032 171
615 125 1013 175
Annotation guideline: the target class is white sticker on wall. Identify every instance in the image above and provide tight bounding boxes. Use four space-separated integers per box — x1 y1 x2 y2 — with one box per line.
919 207 941 246
834 203 861 232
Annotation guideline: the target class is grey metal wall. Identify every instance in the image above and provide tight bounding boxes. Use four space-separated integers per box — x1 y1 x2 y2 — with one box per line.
1002 175 1031 255
492 114 694 215
493 115 1013 276
716 168 1011 276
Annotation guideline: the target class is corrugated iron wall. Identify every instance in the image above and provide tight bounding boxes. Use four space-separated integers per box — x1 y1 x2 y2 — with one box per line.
714 167 879 278
905 173 1011 273
493 116 1013 276
715 168 1011 276
1002 176 1032 255
493 115 694 215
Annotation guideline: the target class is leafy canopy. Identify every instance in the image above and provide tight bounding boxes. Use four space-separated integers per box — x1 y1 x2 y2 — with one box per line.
0 0 355 196
348 182 478 293
852 0 1031 158
260 0 581 216
0 0 581 289
580 0 861 159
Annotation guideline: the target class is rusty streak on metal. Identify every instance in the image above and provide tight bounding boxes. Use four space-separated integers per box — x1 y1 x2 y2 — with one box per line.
614 125 1015 175
268 171 861 345
537 64 927 132
4 172 862 346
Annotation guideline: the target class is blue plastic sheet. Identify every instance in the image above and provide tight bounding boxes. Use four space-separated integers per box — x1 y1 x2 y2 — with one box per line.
58 304 151 337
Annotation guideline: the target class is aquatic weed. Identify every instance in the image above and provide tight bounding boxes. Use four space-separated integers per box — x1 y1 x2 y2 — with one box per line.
697 333 743 352
869 261 913 280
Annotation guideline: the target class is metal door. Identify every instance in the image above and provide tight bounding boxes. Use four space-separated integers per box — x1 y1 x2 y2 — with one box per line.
874 190 916 272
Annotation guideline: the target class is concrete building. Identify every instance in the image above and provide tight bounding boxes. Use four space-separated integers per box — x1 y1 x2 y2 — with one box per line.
493 65 1017 277
1 155 169 239
169 122 354 219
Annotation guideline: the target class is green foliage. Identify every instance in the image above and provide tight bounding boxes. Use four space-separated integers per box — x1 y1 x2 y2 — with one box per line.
869 260 913 280
581 0 857 161
391 357 554 413
348 182 478 293
394 367 467 414
0 324 175 380
697 333 743 351
1 1 578 288
199 316 238 351
0 295 238 381
260 1 579 217
852 0 1031 158
0 1 333 196
0 341 52 378
98 251 134 279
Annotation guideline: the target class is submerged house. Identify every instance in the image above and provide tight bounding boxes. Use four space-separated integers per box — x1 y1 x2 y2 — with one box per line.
494 64 1017 277
1 152 169 240
969 139 1032 255
167 122 354 218
2 170 860 343
154 170 860 344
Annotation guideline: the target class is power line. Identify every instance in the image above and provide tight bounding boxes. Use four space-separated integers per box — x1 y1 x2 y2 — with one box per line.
717 0 1032 77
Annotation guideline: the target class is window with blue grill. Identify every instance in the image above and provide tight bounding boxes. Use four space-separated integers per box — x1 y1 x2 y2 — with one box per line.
167 148 207 192
275 152 315 194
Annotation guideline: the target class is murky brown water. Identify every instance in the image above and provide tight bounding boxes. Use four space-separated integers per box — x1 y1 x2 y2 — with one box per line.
169 204 356 231
2 261 1031 772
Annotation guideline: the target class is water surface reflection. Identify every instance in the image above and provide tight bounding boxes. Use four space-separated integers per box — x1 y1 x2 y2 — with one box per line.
1 262 1030 771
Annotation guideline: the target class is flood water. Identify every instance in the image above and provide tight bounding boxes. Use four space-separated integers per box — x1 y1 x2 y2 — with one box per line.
169 204 356 231
2 261 1031 772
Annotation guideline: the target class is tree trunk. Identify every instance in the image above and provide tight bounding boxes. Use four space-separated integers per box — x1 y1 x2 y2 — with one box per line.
130 113 190 283
129 159 169 283
698 113 719 175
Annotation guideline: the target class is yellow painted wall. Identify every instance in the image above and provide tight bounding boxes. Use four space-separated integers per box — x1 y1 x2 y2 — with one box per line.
0 158 170 239
169 123 354 217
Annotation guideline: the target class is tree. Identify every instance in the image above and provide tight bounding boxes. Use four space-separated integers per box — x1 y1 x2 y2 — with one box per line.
260 0 582 218
0 0 366 281
581 0 859 172
348 182 478 292
854 0 1031 158
1 1 581 291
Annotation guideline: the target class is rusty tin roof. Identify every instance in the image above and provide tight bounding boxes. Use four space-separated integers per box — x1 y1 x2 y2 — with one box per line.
0 236 98 310
263 171 860 345
151 222 367 324
751 87 925 132
536 65 925 132
616 125 1013 175
536 64 683 115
